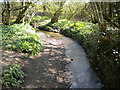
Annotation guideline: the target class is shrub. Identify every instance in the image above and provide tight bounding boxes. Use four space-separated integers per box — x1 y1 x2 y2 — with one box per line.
1 64 25 88
1 23 43 55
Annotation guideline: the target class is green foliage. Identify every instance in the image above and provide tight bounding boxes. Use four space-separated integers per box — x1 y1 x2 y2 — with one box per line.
1 64 25 88
60 21 97 45
1 23 43 55
31 16 51 23
39 23 54 31
51 19 69 30
51 20 120 88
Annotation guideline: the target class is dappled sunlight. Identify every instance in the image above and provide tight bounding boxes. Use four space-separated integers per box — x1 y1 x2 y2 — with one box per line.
2 29 102 88
2 50 30 70
2 36 71 88
37 30 63 38
1 1 119 88
47 68 57 74
56 77 64 83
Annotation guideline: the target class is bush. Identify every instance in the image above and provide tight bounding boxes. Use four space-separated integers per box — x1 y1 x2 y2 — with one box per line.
1 23 43 55
1 64 25 88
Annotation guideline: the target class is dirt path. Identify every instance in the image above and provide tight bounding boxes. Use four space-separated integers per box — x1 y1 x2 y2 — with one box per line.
2 30 101 88
2 33 71 88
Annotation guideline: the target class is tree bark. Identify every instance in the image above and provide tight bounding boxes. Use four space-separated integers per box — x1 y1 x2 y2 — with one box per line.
2 0 11 25
14 2 31 24
50 2 66 24
5 1 10 25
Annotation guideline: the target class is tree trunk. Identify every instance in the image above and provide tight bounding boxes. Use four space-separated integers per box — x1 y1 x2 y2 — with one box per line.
50 9 61 24
14 2 31 24
50 2 65 24
5 1 10 25
94 2 107 32
2 0 11 25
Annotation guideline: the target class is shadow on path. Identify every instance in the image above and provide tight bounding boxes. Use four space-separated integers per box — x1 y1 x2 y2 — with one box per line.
2 37 71 88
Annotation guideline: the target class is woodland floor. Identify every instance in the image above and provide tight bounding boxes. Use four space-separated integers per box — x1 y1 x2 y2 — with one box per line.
2 35 71 88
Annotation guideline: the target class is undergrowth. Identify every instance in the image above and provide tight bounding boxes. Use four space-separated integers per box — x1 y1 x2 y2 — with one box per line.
1 23 43 55
42 20 120 88
1 64 25 88
31 16 51 23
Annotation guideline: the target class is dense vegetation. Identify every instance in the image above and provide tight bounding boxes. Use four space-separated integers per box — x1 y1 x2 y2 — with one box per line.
1 64 25 88
1 23 43 55
38 2 119 88
1 23 43 88
1 1 119 89
40 20 119 88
